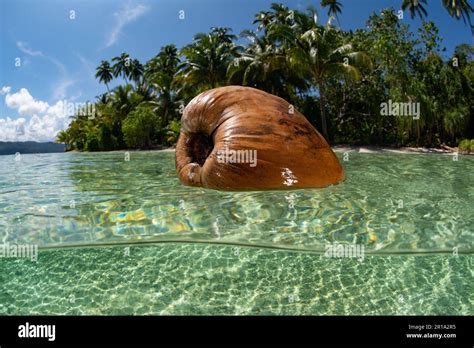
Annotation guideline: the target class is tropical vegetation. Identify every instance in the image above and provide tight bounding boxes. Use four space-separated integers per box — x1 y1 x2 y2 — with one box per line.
57 1 474 151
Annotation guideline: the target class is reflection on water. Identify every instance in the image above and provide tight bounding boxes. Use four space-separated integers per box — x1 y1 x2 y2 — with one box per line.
0 151 473 253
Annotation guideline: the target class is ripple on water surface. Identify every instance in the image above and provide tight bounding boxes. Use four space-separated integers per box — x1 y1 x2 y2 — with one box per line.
0 244 472 315
0 151 473 253
0 151 472 315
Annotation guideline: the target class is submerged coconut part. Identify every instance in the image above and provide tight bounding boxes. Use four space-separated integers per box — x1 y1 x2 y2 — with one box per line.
175 86 345 190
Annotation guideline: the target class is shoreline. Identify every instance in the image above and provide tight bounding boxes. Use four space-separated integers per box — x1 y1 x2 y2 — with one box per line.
68 145 471 155
331 145 471 155
3 145 472 156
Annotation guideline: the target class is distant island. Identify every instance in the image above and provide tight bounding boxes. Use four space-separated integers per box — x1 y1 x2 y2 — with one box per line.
0 141 65 156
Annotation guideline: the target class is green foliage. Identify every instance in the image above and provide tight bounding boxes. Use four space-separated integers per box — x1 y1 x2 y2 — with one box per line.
59 3 473 152
84 132 100 152
178 27 239 91
95 60 113 91
122 105 161 148
402 0 428 19
458 139 474 152
402 0 473 26
164 119 181 145
98 124 118 151
145 45 182 126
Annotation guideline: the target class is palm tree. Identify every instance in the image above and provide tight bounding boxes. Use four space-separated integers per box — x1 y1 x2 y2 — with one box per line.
227 30 307 97
64 116 88 150
402 0 428 19
112 52 131 83
178 27 240 90
145 45 180 82
95 60 113 92
254 3 295 33
129 59 144 85
442 0 473 24
109 84 141 119
402 0 473 25
96 92 110 105
321 0 343 26
244 4 313 99
287 18 372 139
145 45 181 126
98 84 145 148
55 130 71 150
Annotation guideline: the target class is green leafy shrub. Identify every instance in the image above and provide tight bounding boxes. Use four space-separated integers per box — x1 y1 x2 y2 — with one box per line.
84 133 100 152
122 105 161 148
458 139 473 153
98 124 118 151
164 119 181 145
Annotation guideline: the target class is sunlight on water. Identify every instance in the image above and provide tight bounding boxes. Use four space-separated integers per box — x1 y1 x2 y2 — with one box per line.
1 151 473 315
0 151 473 253
0 244 472 315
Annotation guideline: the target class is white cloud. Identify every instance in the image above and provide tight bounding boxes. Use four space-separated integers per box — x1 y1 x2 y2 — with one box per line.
46 100 68 118
76 53 94 76
68 92 83 102
0 88 71 142
53 79 76 100
16 41 44 56
15 42 88 102
0 114 69 142
0 86 11 95
5 88 49 115
16 41 66 74
104 3 149 48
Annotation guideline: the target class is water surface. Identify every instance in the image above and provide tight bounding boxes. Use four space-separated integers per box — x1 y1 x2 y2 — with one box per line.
0 151 472 314
1 151 472 253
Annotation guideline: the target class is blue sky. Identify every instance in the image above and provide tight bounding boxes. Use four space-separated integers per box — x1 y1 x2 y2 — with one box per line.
0 0 472 142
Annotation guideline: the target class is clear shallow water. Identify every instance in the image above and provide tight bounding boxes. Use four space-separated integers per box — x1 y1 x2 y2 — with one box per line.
0 151 473 314
0 151 472 253
0 245 472 315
